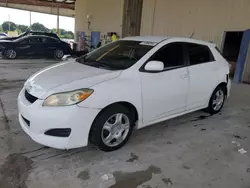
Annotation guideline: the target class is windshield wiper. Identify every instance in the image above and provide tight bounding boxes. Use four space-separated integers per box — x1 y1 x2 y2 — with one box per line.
81 60 115 70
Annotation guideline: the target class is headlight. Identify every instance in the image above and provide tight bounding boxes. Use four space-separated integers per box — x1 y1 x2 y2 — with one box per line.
43 89 94 107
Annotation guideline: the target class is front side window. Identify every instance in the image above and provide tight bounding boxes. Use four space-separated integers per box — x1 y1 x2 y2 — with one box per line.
77 40 153 70
151 43 184 68
187 43 215 65
28 38 39 44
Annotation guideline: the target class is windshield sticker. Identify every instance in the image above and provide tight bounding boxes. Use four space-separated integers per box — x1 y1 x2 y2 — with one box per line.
140 42 158 46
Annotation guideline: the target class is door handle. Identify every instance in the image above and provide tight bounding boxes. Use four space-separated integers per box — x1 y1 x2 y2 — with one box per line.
180 74 188 79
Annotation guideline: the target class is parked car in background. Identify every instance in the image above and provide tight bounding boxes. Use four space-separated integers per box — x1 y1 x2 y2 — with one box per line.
0 31 59 41
0 33 8 39
18 36 231 151
0 35 71 59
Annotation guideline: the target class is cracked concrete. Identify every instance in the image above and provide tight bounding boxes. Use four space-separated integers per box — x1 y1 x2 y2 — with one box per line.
0 59 250 188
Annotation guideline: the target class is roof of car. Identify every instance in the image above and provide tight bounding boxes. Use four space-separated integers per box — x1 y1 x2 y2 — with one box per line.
122 36 215 46
122 36 168 43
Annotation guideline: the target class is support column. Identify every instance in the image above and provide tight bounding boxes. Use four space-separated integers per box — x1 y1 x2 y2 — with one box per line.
29 11 32 28
74 0 88 37
57 7 60 35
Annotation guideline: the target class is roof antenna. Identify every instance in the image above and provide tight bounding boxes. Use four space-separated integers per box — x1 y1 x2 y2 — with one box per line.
190 32 195 38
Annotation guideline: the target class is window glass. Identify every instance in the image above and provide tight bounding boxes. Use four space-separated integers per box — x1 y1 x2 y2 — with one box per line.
79 40 153 70
187 44 215 65
151 43 184 68
47 38 58 43
28 38 38 44
20 39 28 45
40 38 46 43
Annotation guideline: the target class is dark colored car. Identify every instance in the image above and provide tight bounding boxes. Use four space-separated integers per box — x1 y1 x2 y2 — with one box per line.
0 31 59 41
0 35 72 59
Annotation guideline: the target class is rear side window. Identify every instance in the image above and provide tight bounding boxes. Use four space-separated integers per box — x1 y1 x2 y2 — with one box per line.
187 43 215 65
47 38 59 43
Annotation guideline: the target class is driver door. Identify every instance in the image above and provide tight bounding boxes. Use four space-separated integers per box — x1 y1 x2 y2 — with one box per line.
140 42 189 123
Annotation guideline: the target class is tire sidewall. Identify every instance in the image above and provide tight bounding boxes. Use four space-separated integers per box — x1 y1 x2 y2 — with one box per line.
54 49 64 59
208 86 226 114
90 105 134 152
4 49 17 59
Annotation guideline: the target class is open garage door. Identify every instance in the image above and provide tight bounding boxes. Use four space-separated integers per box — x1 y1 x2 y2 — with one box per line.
122 0 143 37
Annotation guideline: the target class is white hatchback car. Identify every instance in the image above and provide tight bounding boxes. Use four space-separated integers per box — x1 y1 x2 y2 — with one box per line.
18 36 231 151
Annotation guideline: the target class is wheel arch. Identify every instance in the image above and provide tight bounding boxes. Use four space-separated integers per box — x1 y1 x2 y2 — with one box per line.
207 82 228 106
88 101 139 141
93 101 138 124
216 82 228 96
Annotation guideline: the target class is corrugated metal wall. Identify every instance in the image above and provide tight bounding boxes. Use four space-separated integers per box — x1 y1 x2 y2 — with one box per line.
141 0 250 46
122 0 143 37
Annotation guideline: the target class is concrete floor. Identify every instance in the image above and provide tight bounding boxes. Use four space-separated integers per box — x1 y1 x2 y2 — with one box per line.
0 59 249 188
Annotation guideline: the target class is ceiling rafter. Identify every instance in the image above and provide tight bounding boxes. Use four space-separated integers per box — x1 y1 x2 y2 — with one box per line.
0 0 76 10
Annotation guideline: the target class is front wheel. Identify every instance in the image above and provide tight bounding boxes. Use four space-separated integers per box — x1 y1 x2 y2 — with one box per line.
90 104 134 152
206 86 226 114
4 49 17 59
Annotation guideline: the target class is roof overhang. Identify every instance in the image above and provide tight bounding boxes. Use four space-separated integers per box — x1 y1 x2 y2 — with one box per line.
0 0 76 10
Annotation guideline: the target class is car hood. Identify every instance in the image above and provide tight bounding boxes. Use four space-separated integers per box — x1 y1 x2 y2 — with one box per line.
25 61 122 99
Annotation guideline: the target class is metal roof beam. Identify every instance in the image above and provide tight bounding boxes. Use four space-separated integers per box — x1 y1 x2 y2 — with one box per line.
0 0 75 10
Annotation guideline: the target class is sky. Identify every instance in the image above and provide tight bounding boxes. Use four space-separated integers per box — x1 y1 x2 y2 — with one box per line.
0 7 75 32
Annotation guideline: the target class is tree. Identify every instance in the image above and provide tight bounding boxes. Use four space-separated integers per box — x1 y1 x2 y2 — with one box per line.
51 28 74 39
31 23 49 32
18 24 29 33
51 28 57 33
0 21 74 39
60 29 66 35
2 21 17 32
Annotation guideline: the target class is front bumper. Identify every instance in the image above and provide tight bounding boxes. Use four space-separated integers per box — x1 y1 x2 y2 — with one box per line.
18 88 100 149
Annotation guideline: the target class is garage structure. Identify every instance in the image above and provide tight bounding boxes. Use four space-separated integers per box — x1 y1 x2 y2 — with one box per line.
75 0 250 47
74 0 250 82
0 0 75 17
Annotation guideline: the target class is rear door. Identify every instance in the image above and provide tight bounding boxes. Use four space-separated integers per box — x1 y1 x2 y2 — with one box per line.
185 43 218 110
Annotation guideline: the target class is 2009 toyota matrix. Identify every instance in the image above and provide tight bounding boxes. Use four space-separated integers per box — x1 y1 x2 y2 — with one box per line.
18 36 231 152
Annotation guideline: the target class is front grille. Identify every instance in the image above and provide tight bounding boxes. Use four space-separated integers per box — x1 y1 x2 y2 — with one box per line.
21 115 30 127
25 90 38 104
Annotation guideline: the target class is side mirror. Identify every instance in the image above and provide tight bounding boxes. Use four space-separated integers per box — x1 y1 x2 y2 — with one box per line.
144 61 164 72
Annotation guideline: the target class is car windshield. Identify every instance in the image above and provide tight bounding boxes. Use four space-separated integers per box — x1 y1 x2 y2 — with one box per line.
77 40 153 70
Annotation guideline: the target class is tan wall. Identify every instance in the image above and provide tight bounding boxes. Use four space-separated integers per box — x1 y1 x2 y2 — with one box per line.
75 0 124 35
141 0 250 46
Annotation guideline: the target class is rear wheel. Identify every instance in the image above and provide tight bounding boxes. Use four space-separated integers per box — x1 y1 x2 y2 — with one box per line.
54 49 64 59
90 104 134 152
4 49 17 59
206 85 226 114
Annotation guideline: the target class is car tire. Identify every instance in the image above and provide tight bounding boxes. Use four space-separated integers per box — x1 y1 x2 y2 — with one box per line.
90 104 134 152
54 49 64 59
206 85 226 114
4 49 17 59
